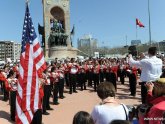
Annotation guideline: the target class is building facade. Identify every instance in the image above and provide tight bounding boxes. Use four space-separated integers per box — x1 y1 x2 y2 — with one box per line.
131 40 141 46
14 42 21 62
78 34 98 48
0 41 21 62
77 34 98 56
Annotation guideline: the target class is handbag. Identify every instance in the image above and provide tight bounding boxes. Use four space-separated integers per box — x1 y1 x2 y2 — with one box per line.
121 104 128 120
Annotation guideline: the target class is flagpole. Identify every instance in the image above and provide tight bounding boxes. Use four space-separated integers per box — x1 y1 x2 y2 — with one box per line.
136 25 137 40
148 0 152 45
136 24 137 40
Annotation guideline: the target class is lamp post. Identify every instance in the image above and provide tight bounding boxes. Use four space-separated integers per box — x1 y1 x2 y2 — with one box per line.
148 0 152 46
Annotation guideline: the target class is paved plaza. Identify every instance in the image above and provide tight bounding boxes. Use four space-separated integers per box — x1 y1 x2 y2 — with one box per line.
0 79 141 124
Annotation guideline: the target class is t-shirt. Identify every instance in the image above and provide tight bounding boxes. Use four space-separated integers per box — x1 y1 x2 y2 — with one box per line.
91 104 129 124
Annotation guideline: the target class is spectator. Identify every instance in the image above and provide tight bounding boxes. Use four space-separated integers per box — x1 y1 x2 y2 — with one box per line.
139 78 165 124
162 111 165 124
146 79 165 104
91 82 129 124
73 111 94 124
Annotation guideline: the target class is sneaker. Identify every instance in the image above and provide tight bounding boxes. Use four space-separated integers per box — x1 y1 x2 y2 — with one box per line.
73 91 78 93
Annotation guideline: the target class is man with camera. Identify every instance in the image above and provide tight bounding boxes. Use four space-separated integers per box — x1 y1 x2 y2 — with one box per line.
128 47 162 104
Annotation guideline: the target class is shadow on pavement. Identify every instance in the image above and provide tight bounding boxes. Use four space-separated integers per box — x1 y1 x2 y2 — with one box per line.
116 92 141 100
0 110 14 124
0 95 3 100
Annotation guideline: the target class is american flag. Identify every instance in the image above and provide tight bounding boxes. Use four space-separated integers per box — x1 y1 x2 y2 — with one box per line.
16 4 46 124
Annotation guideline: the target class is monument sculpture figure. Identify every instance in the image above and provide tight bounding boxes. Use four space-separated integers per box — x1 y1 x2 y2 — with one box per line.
48 18 67 46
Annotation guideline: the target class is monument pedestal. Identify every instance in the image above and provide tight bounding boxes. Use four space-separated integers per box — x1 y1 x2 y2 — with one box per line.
49 47 77 59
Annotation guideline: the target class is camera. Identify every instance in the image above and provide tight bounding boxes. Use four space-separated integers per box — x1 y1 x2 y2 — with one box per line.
138 104 152 115
126 105 137 121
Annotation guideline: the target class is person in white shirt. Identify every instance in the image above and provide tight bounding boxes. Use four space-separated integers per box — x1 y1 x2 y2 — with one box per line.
128 47 162 103
91 82 129 124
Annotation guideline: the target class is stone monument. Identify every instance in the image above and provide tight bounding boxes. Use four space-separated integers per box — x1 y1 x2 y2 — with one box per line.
41 0 77 59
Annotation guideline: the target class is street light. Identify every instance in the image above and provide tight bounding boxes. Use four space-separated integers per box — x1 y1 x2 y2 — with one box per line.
148 0 152 45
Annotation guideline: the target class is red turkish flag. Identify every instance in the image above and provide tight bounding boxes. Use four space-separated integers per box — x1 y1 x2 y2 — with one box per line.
136 18 145 27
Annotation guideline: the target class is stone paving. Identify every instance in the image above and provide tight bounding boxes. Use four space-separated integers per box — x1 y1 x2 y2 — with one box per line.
0 79 141 124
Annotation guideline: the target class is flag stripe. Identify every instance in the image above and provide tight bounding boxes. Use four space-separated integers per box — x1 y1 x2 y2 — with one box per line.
17 83 23 99
37 62 47 77
35 52 44 65
33 38 38 47
22 43 30 112
16 95 31 124
36 56 45 70
33 42 40 53
19 64 24 80
34 73 39 109
19 55 25 70
26 45 33 111
30 64 36 112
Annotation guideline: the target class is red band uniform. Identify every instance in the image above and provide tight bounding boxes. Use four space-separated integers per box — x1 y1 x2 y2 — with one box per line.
58 66 65 99
7 70 18 121
69 63 79 94
50 67 60 105
42 70 52 114
93 64 100 91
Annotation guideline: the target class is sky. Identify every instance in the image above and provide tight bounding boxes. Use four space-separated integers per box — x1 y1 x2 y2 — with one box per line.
0 0 165 48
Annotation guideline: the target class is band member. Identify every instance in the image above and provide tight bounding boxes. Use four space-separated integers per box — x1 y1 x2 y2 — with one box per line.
51 67 60 105
99 61 105 83
13 64 19 79
1 67 9 101
0 69 3 92
69 58 79 94
58 64 65 99
118 62 126 85
79 63 87 90
93 61 100 91
105 64 111 82
64 60 70 87
127 66 137 96
42 69 53 115
7 70 18 121
110 65 118 90
77 63 81 89
87 61 93 87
